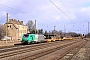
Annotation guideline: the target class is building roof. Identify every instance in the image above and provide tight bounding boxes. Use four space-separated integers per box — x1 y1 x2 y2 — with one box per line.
8 19 24 25
5 23 18 29
4 19 25 29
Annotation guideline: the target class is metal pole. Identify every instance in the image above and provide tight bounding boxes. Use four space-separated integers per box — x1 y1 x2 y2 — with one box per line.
6 13 8 43
54 26 56 37
35 20 36 34
54 26 56 31
88 22 89 34
64 25 66 37
47 26 49 38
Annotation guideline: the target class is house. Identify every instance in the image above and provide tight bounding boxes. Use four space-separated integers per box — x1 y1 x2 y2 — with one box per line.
4 19 28 40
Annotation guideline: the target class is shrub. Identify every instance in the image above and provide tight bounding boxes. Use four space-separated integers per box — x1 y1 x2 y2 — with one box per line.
0 24 6 40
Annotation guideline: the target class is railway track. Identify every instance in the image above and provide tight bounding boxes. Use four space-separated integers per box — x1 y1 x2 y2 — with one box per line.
17 41 78 60
0 41 65 53
0 40 81 60
0 40 77 54
57 40 87 60
70 40 90 60
36 40 87 60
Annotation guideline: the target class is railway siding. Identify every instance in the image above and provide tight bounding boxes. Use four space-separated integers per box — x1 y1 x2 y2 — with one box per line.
0 40 89 60
36 40 86 60
71 40 90 60
0 40 79 60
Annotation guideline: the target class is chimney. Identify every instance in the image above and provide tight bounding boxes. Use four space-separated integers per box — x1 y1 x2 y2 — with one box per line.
13 19 14 20
21 21 23 23
9 19 13 20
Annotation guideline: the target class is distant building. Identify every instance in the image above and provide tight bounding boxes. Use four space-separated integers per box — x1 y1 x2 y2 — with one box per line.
4 19 28 40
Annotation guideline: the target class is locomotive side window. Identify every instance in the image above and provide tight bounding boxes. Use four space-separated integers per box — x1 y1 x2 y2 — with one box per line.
24 34 29 38
30 36 33 40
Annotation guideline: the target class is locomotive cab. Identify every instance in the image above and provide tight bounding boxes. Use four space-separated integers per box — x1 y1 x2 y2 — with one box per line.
22 34 35 44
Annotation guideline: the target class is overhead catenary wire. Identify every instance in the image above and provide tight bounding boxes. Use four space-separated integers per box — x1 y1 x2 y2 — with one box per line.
0 3 46 21
59 0 89 24
49 0 88 34
0 3 50 31
0 1 87 33
49 0 82 31
20 0 57 30
59 0 71 14
49 0 73 22
20 0 55 22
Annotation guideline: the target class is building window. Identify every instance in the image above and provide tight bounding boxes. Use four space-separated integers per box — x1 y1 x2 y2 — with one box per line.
10 25 11 28
18 26 20 28
21 30 22 33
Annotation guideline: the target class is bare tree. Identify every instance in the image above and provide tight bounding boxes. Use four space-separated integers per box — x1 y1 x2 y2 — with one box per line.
0 24 6 40
37 29 44 34
85 33 90 38
44 30 48 34
26 20 35 33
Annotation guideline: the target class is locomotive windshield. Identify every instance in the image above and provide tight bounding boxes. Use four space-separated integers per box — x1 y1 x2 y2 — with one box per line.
23 34 29 37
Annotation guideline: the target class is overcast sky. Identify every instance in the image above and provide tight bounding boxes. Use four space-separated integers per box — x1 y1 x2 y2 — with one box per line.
0 0 90 34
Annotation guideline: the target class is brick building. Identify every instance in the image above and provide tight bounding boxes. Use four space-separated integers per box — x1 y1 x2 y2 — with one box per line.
4 19 28 40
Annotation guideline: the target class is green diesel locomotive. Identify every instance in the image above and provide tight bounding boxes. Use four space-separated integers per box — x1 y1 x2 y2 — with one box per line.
21 34 45 44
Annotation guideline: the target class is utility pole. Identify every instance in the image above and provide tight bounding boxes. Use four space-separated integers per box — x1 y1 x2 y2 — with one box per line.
54 26 56 37
46 26 49 38
35 20 36 34
54 26 56 31
6 13 8 43
64 25 66 37
88 22 89 34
